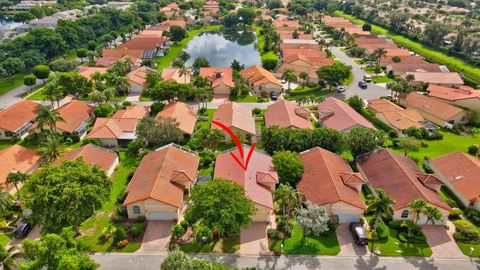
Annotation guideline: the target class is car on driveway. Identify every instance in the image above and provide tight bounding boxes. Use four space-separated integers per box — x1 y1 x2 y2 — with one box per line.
363 74 372 82
270 92 278 100
338 86 347 93
349 222 368 245
358 81 368 89
15 220 32 239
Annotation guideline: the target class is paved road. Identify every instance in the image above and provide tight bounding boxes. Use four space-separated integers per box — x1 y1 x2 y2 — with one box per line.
91 253 480 270
0 81 42 109
330 47 391 101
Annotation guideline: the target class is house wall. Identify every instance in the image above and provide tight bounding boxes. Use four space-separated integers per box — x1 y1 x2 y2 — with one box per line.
126 199 179 220
0 129 9 140
332 202 364 223
252 82 282 95
106 156 120 177
99 138 119 148
213 82 230 95
252 204 272 222
129 82 144 93
429 97 480 111
393 207 448 225
399 102 467 126
289 59 311 67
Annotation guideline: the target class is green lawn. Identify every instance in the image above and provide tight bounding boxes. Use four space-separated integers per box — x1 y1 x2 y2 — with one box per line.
0 140 14 151
450 219 480 257
0 234 12 247
343 72 354 86
334 11 480 85
236 95 258 102
79 152 142 252
29 87 126 102
368 228 432 257
179 240 217 253
287 85 333 98
372 76 394 83
219 238 240 253
195 109 216 131
0 73 26 96
269 224 340 255
27 87 47 100
254 25 279 64
155 25 222 72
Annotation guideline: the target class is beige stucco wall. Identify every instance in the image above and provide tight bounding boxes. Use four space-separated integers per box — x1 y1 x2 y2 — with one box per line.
213 82 230 95
252 204 272 222
429 97 480 111
252 82 282 95
129 82 144 93
106 156 120 177
393 207 448 225
99 138 119 148
126 199 179 220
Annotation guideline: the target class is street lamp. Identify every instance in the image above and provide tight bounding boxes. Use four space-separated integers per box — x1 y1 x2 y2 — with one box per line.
469 247 474 259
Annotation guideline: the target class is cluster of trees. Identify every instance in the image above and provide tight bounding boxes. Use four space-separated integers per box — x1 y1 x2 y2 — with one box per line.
161 250 248 270
222 8 257 27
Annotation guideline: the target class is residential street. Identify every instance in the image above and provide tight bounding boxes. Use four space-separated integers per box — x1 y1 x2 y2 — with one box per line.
91 253 480 270
0 81 41 109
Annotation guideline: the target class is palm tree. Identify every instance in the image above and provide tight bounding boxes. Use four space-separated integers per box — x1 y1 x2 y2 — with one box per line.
387 81 403 100
0 190 13 213
5 172 28 194
0 245 22 270
423 205 443 225
179 65 190 84
35 105 65 134
366 189 396 227
274 184 304 221
318 38 326 50
407 199 427 225
282 69 298 91
39 136 66 165
114 76 130 96
373 47 387 67
299 72 309 88
43 82 63 108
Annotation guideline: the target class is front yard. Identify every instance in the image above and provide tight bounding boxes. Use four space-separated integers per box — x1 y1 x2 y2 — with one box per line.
368 227 432 257
178 237 240 254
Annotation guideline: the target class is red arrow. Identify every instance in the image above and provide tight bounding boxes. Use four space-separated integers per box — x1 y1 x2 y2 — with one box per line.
212 120 256 171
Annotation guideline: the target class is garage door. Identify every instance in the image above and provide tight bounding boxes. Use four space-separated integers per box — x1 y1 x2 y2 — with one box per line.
148 211 176 220
338 214 360 224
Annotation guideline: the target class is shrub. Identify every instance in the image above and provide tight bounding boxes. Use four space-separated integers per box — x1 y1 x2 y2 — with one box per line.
468 145 479 155
195 225 213 244
449 209 463 220
150 102 165 115
252 108 261 115
122 101 132 107
262 57 278 70
128 138 145 155
180 220 189 229
101 224 117 240
398 231 408 243
94 104 115 117
130 223 146 238
267 228 282 240
136 215 146 223
81 138 102 146
388 130 398 138
260 90 268 98
453 231 466 241
328 215 340 232
172 224 186 240
445 198 458 208
388 220 403 229
113 226 127 243
117 239 129 248
427 132 443 140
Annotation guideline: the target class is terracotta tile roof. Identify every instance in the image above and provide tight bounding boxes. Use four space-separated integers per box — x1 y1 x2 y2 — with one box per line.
0 145 40 186
212 102 256 135
199 67 234 88
161 68 191 84
102 48 145 59
240 65 282 87
156 102 197 135
357 148 450 210
161 19 187 28
138 29 164 37
95 56 141 67
126 66 157 86
214 145 278 209
367 99 403 113
276 63 319 81
0 100 40 132
360 43 399 53
427 85 480 101
87 118 138 139
380 55 425 66
368 99 424 130
124 144 199 207
279 33 313 40
112 106 149 120
273 20 299 28
400 92 465 121
78 66 108 80
56 100 93 133
148 24 170 31
318 97 374 132
405 72 464 85
389 63 442 75
279 44 321 50
430 152 480 202
265 99 312 129
118 36 166 50
282 47 326 59
297 147 366 209
355 37 389 45
57 144 117 172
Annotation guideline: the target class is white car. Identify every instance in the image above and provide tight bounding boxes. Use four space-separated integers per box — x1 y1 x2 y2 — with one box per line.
337 86 347 93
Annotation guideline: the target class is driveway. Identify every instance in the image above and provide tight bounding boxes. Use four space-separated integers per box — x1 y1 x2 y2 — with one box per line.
239 222 270 255
137 221 173 253
336 224 370 256
6 224 41 249
422 223 466 258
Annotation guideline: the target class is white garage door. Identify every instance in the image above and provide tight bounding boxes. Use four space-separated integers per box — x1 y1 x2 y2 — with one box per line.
338 214 360 224
148 211 176 220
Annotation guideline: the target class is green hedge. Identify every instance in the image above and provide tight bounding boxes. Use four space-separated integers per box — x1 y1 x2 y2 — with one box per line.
441 186 466 210
360 109 396 133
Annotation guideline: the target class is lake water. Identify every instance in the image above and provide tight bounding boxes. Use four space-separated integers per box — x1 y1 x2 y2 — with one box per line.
184 28 261 68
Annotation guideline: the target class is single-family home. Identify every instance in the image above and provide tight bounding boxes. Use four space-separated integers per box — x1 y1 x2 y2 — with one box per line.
429 152 480 210
240 65 283 95
0 145 41 194
427 85 480 110
156 102 197 136
112 105 149 120
55 100 94 139
117 36 166 51
214 145 278 222
161 68 191 84
212 102 257 143
199 67 234 95
402 72 464 87
264 99 312 129
124 144 199 220
367 99 425 131
399 92 467 126
127 66 158 93
0 100 40 140
318 97 375 132
357 148 450 224
386 63 442 76
297 147 366 223
78 66 108 81
57 144 119 177
87 118 138 147
380 55 425 67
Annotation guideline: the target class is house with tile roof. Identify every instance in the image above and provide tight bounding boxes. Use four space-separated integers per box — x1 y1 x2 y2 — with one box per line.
428 152 480 211
386 63 442 76
102 48 145 60
264 100 312 129
0 100 40 140
78 66 108 80
357 148 450 224
0 145 41 194
399 92 467 126
214 145 278 222
126 66 158 93
367 99 426 132
161 68 191 84
124 144 199 220
112 105 149 120
297 147 366 223
427 85 480 110
55 100 94 138
380 55 425 66
117 36 166 51
199 67 234 95
240 65 283 95
317 97 375 133
156 102 197 136
57 144 119 177
403 72 464 87
212 102 257 143
87 118 138 147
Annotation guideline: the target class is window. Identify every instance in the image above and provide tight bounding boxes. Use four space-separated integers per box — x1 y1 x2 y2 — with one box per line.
400 209 409 219
133 205 141 214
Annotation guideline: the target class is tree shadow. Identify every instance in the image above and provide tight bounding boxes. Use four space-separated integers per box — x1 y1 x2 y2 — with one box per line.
406 257 438 270
355 255 386 270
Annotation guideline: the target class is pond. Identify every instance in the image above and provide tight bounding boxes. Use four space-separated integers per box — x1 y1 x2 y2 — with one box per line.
184 27 261 68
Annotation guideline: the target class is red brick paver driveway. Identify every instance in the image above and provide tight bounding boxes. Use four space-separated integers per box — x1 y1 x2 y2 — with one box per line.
336 224 370 256
240 223 270 255
137 221 173 253
423 223 466 258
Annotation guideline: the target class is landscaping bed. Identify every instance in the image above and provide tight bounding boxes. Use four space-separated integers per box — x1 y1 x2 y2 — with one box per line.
372 76 394 84
368 225 432 257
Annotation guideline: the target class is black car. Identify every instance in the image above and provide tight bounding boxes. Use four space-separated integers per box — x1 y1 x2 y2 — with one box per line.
349 222 368 245
14 220 32 239
358 80 368 89
270 92 278 100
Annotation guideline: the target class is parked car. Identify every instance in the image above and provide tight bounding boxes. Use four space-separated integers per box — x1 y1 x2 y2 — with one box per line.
363 74 372 82
14 220 32 239
366 61 375 67
349 222 368 245
338 86 347 93
270 92 278 100
330 82 339 88
358 81 368 89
